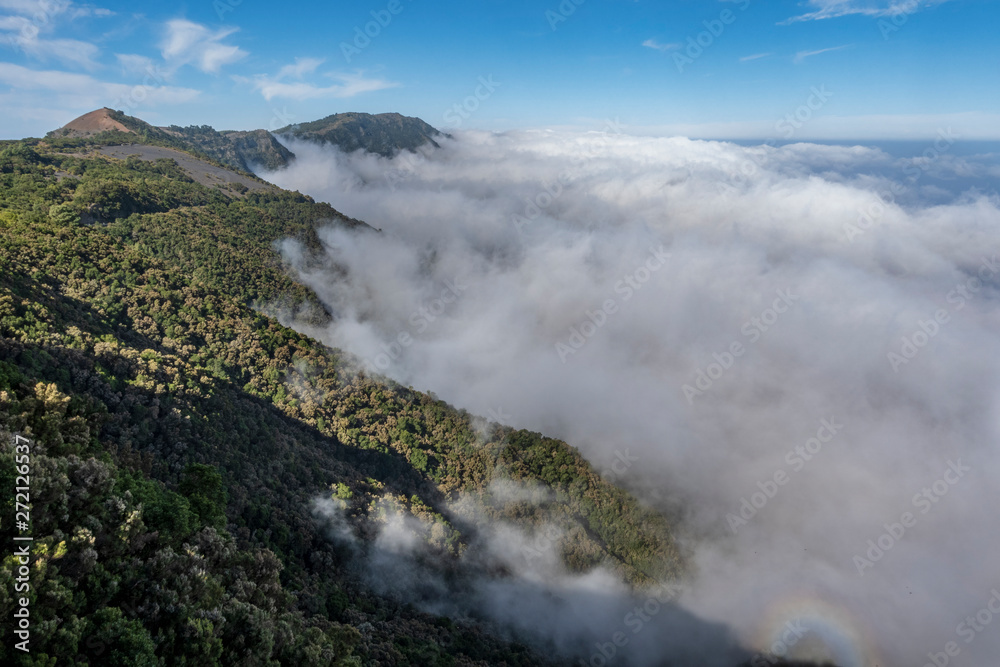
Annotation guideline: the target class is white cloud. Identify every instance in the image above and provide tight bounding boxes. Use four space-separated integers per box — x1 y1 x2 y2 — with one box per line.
246 66 397 101
739 52 772 62
6 34 100 69
0 0 112 20
115 53 154 77
642 38 680 52
0 60 101 90
793 43 852 63
72 6 112 18
276 56 324 80
782 0 951 23
0 0 70 16
160 19 246 74
258 129 1000 666
0 15 26 30
0 62 200 125
0 0 110 69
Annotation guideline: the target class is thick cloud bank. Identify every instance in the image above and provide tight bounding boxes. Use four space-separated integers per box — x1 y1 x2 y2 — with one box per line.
260 129 1000 666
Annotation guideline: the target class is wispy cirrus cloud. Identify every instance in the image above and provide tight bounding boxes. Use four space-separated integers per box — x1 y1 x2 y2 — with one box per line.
0 0 69 18
0 0 111 69
642 38 680 52
115 53 154 77
793 43 852 63
739 52 772 62
276 56 324 80
782 0 950 23
160 19 247 74
0 0 112 25
6 34 100 68
0 61 199 108
243 59 397 101
252 73 398 101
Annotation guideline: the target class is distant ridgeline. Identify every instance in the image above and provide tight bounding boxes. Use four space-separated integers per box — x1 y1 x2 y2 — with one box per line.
0 112 832 666
45 107 446 174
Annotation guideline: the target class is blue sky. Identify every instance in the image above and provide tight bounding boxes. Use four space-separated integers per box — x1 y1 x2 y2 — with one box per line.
0 0 997 139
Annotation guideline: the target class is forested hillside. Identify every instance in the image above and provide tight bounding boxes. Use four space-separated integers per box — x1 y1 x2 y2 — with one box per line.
162 126 295 173
0 132 686 665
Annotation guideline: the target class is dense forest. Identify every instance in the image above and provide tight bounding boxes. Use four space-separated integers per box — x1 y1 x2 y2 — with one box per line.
0 126 832 666
0 128 684 665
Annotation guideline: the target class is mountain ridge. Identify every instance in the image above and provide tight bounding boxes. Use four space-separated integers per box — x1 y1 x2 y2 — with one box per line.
47 107 445 173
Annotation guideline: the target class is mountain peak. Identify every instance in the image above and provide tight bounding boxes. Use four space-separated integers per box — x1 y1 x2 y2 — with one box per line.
50 107 137 137
277 111 445 157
